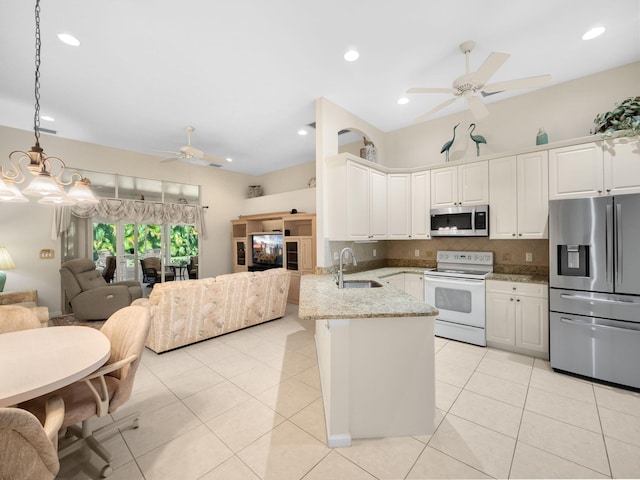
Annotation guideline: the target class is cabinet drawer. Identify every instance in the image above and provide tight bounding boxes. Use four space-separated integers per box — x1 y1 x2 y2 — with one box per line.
486 280 547 298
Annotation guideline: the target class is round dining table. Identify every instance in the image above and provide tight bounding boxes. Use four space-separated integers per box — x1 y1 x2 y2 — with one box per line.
0 326 111 407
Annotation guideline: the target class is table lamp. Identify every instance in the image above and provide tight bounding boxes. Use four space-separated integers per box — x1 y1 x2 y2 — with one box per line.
0 245 15 292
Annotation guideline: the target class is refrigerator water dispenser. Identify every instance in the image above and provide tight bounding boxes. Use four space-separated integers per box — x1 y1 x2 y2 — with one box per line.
557 244 589 277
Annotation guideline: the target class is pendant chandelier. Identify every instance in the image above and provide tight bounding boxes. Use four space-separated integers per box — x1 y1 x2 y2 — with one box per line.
0 0 98 205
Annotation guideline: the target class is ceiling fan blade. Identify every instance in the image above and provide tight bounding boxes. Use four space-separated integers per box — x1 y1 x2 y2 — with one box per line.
204 154 231 165
153 149 181 156
480 90 502 98
467 96 489 119
473 52 510 85
160 157 179 163
407 87 457 95
183 157 223 168
415 97 459 122
483 74 552 94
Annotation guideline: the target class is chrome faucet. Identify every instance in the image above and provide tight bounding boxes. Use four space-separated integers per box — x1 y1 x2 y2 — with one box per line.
336 247 357 288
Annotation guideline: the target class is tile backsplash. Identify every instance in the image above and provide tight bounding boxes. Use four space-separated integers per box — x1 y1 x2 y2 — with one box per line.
327 238 549 276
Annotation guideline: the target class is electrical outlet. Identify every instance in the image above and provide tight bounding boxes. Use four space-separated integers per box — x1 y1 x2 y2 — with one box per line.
414 249 420 257
526 252 533 262
372 248 376 257
39 249 55 259
333 251 339 261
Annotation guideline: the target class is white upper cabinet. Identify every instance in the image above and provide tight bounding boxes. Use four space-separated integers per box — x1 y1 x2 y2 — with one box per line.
549 139 640 199
548 143 603 199
369 169 388 239
603 138 640 196
326 157 387 240
489 156 517 239
490 152 548 239
411 170 431 239
517 151 549 238
387 173 411 239
431 161 489 207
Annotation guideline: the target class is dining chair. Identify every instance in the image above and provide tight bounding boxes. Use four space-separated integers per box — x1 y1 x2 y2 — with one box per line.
101 256 117 283
0 305 42 333
0 396 64 480
19 305 151 478
140 257 175 286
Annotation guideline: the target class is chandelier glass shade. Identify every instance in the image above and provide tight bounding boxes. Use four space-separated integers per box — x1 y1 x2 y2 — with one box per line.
0 0 98 206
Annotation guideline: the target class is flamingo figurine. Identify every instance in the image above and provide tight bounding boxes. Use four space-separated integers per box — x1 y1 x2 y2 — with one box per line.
440 123 460 162
469 123 487 157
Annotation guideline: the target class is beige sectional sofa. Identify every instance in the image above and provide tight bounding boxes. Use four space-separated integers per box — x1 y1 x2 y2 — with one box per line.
133 268 291 353
0 290 49 326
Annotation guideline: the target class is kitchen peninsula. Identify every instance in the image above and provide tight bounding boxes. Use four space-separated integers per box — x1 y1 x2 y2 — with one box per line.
299 269 438 448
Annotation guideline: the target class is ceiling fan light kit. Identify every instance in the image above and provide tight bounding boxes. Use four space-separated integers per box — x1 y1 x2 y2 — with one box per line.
408 40 552 121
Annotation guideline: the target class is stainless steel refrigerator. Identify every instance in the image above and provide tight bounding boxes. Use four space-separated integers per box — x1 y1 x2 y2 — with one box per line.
549 194 640 389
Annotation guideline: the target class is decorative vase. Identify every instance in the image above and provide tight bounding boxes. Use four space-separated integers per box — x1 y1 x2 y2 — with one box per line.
536 128 549 145
360 137 377 162
247 185 263 198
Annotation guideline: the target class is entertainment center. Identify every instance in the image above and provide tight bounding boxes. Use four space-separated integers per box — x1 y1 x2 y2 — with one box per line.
231 211 316 304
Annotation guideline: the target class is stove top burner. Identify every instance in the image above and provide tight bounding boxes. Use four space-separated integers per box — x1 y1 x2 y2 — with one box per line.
434 268 490 276
426 251 494 279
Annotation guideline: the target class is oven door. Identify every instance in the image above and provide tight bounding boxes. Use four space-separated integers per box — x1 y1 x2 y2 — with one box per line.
424 274 486 328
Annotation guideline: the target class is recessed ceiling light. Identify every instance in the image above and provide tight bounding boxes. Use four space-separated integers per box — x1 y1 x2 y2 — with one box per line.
582 26 605 40
298 129 308 136
40 115 55 121
397 97 410 105
344 50 360 62
226 158 233 162
57 33 80 46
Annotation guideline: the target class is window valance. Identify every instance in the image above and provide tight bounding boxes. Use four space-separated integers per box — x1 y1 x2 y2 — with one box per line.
53 198 207 239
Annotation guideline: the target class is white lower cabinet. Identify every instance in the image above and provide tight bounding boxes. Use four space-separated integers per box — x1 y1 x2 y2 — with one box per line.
486 280 549 359
404 273 424 301
382 273 405 290
381 272 424 302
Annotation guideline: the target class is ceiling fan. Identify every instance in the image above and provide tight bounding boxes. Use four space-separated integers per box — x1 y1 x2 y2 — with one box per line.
155 126 231 168
408 40 551 121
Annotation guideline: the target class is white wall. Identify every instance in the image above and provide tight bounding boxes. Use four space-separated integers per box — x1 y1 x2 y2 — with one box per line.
0 125 251 315
314 62 640 268
252 161 316 196
314 97 387 267
385 62 640 167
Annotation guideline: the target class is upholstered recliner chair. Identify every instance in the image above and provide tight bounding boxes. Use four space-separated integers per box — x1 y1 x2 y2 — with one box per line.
60 258 143 320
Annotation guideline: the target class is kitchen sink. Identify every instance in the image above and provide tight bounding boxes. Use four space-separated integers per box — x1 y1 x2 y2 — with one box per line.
340 280 383 289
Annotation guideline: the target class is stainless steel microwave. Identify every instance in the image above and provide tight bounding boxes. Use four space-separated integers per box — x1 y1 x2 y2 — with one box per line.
430 205 489 237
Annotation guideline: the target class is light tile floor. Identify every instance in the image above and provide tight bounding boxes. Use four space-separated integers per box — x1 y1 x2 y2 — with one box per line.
58 304 640 479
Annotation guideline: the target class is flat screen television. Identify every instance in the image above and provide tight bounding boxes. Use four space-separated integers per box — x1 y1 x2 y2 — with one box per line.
251 233 283 269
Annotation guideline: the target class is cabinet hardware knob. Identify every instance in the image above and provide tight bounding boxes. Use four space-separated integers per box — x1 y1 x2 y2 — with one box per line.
598 190 602 194
516 299 521 302
510 298 514 301
606 189 611 193
519 233 523 236
512 233 516 236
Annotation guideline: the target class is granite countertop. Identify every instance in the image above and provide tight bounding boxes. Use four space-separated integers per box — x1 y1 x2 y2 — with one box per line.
298 267 438 320
486 273 549 285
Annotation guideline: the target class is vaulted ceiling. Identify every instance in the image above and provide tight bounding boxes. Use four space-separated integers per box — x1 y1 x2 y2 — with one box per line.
0 0 638 175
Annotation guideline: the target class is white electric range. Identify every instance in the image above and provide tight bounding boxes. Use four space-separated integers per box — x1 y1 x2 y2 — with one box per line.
424 251 493 346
